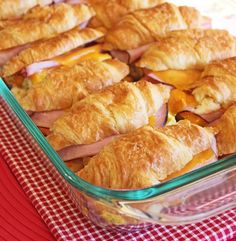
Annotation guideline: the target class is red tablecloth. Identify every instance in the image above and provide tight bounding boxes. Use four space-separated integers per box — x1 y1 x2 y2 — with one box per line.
1 96 236 241
0 154 55 241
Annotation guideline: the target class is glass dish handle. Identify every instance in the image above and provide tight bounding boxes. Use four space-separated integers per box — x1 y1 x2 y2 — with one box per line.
116 167 236 225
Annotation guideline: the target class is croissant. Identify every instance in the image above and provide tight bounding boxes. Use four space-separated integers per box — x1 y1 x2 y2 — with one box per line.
103 3 211 51
192 57 236 115
0 0 53 20
47 80 170 150
12 59 129 112
210 104 236 156
136 29 236 71
88 0 163 29
0 3 94 51
1 27 103 77
78 120 216 189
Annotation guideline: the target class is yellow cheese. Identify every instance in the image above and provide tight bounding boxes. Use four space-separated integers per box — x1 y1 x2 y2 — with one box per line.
54 44 111 66
29 71 47 85
163 149 215 182
152 69 202 90
168 89 198 115
148 116 156 127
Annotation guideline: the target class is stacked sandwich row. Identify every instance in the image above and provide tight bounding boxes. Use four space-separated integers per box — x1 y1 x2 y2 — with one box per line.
2 0 236 189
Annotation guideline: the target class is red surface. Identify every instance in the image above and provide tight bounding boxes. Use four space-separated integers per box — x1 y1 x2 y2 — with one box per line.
0 154 55 241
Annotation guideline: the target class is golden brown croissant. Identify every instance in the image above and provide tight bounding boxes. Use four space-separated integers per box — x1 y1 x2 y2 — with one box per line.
12 59 129 112
136 29 236 71
47 80 170 150
192 57 236 114
78 120 216 189
88 0 163 29
210 104 236 156
0 3 94 50
103 3 210 50
0 0 53 20
1 27 103 77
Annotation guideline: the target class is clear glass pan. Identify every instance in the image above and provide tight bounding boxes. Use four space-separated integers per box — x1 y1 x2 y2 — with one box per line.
1 79 236 229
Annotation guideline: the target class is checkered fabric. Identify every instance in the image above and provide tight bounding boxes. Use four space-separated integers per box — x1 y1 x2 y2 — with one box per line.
0 97 236 241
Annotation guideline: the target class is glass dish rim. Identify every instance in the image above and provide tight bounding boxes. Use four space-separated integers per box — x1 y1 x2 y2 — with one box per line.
1 78 236 201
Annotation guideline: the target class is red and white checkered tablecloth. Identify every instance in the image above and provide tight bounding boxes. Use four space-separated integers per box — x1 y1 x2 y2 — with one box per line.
0 96 236 241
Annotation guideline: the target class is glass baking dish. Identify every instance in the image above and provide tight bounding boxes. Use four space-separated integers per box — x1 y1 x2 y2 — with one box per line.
1 79 236 230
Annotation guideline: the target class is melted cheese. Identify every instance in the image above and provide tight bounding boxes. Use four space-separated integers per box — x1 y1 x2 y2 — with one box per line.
148 116 156 127
152 69 202 90
29 71 47 85
163 149 215 182
169 89 198 115
54 44 111 66
28 45 111 84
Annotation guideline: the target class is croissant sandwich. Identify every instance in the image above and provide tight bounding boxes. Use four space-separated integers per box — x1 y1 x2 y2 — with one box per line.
12 58 129 128
103 3 211 63
47 80 170 160
88 0 163 29
0 0 55 20
0 3 94 67
137 29 236 71
137 29 236 97
1 27 103 77
210 104 236 156
171 57 236 125
78 120 217 189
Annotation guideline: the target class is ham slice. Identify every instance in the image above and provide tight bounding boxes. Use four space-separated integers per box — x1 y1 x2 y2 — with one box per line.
58 135 120 161
25 60 59 76
79 20 89 29
147 72 169 84
200 109 224 123
110 44 152 64
0 44 30 66
58 105 168 161
155 104 168 128
31 110 65 128
175 109 225 128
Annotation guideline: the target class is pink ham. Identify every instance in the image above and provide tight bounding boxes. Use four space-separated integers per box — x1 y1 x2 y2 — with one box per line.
200 109 224 123
145 73 174 88
176 109 225 126
31 110 65 128
155 104 168 128
110 43 152 64
58 135 120 161
25 60 59 76
58 104 168 161
79 20 89 29
0 44 30 66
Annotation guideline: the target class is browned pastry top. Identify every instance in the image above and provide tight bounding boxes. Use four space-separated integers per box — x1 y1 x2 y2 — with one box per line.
136 29 236 71
0 3 94 50
89 0 163 29
78 120 216 189
103 3 210 50
193 57 236 114
47 80 170 150
1 27 103 77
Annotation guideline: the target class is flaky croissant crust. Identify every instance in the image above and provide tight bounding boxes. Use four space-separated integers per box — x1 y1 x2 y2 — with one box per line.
89 0 163 29
0 0 53 20
193 57 236 114
211 104 236 156
103 3 210 50
1 27 103 77
136 29 236 71
78 120 216 189
0 3 94 50
47 80 170 150
13 59 129 112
